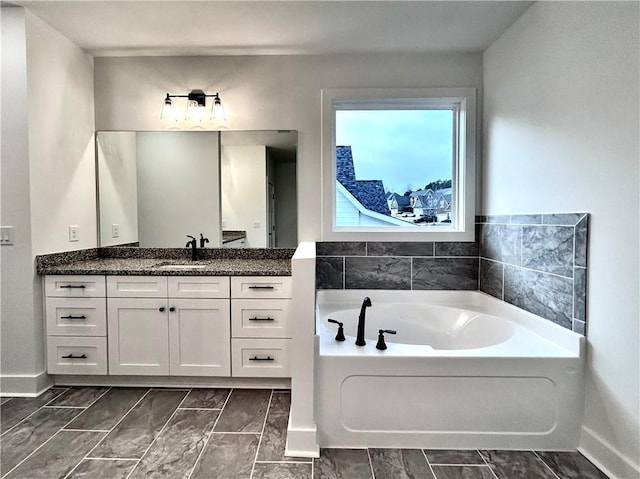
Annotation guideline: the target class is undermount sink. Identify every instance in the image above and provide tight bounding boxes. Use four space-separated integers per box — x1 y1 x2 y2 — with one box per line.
154 262 208 270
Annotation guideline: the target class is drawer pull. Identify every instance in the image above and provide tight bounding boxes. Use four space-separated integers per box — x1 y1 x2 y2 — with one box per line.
249 356 274 361
248 285 275 290
60 315 87 320
61 353 87 359
248 317 275 321
60 285 86 289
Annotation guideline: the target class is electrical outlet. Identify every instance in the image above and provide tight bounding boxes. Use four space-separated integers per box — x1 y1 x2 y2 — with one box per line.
253 221 261 229
0 226 14 245
112 224 120 238
69 225 79 242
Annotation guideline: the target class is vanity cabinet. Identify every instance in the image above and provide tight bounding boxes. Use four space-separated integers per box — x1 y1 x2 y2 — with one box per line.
45 275 108 375
44 274 290 379
230 277 292 378
107 276 231 376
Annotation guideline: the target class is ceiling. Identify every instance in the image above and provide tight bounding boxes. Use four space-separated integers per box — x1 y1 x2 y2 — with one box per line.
16 1 533 57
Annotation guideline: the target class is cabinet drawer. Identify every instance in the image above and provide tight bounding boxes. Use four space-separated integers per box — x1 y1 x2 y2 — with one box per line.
231 299 291 338
107 276 168 297
168 276 230 299
45 275 106 297
47 336 107 375
231 338 290 377
46 297 107 336
231 277 291 299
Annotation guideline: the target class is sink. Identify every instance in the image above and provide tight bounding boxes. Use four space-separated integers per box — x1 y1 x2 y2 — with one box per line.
154 262 208 270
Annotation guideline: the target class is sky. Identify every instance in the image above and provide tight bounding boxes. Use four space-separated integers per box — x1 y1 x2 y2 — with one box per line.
336 109 453 194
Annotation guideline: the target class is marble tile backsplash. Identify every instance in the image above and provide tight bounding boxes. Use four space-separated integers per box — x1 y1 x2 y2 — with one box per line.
316 241 479 292
478 213 589 334
316 213 589 334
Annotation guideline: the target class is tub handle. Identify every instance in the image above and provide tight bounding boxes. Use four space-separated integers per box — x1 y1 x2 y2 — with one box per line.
327 318 346 342
376 329 397 350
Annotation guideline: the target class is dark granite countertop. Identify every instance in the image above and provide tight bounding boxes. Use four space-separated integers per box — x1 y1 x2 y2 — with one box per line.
37 247 294 276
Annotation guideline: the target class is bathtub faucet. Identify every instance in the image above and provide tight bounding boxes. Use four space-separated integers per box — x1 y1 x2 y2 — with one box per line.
355 297 372 346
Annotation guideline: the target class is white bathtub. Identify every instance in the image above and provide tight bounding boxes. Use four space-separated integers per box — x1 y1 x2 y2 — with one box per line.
315 290 585 450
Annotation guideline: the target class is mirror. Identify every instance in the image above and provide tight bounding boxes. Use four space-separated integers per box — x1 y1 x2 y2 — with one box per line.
96 130 297 248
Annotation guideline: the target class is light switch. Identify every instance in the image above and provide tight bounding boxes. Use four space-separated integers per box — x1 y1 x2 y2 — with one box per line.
69 225 79 242
253 221 261 228
0 226 14 245
112 224 120 238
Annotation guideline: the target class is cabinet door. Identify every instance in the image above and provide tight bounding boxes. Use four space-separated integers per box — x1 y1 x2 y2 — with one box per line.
107 298 169 375
168 299 231 376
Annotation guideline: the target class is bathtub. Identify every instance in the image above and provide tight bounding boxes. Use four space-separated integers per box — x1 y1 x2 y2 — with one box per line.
315 290 585 450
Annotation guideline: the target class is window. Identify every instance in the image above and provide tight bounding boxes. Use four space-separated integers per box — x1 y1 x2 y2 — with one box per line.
322 88 477 242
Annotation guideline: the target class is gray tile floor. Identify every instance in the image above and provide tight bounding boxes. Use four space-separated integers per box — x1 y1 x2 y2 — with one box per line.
0 387 608 479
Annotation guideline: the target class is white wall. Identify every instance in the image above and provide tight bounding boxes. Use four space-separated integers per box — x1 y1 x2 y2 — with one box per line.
94 53 483 242
97 131 138 246
1 8 41 389
483 3 639 478
26 11 95 254
221 145 267 247
136 131 220 248
0 8 95 394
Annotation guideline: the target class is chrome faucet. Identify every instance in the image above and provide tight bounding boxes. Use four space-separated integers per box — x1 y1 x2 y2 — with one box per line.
355 296 372 346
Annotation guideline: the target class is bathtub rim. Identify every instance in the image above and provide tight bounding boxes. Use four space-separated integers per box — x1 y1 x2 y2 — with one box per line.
316 289 584 358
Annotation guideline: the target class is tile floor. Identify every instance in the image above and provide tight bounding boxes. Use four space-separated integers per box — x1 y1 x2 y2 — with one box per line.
0 387 609 479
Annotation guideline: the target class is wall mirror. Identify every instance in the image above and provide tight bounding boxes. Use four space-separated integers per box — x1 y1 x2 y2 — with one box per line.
96 130 297 248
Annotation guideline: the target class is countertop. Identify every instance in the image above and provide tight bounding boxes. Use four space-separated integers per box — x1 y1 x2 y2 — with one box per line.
36 247 294 276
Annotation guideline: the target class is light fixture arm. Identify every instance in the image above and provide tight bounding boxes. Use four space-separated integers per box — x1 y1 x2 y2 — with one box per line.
165 90 221 107
162 89 226 122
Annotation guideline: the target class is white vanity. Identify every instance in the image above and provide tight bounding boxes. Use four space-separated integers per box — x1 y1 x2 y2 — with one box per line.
42 258 293 382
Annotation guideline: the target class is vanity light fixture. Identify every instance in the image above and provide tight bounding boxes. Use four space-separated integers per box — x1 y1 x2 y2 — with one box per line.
161 89 226 122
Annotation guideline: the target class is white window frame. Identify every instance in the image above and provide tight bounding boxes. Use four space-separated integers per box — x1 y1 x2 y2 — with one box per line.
321 87 477 242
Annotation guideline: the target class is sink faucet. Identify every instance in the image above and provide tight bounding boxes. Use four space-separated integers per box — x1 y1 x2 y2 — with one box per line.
199 233 210 248
186 235 198 261
355 296 372 346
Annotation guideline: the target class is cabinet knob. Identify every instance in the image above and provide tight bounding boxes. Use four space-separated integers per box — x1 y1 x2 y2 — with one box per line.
159 307 165 312
169 307 176 312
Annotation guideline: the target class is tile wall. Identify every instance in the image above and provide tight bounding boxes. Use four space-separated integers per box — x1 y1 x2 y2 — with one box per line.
478 213 588 334
316 213 589 334
316 241 479 291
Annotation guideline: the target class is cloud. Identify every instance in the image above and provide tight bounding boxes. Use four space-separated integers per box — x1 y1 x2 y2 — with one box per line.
336 109 453 193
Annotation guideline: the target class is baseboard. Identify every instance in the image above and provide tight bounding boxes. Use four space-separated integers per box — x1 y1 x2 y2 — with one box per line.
51 375 291 390
0 371 53 397
579 425 640 479
285 417 320 458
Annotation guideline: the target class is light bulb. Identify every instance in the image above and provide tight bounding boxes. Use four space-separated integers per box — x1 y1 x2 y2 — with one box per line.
186 100 206 122
160 94 178 122
211 95 227 121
